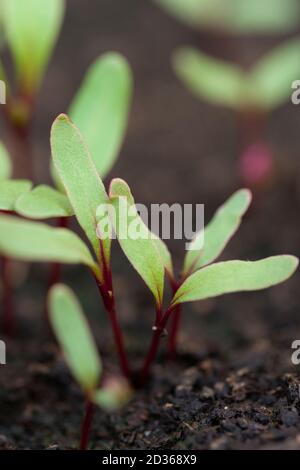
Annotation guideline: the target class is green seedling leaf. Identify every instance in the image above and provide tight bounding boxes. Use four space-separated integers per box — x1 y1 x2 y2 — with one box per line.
154 0 300 34
0 214 97 271
108 178 173 277
0 142 12 180
2 0 65 93
184 189 251 275
70 53 132 178
51 114 111 278
0 179 31 211
173 256 298 306
173 47 245 109
16 184 74 219
49 284 102 394
109 178 165 308
249 38 300 110
93 377 132 411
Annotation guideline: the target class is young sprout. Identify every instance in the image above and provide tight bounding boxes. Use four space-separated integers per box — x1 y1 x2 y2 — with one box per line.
49 284 132 450
107 178 298 382
153 0 300 35
3 52 132 331
173 38 300 185
0 116 297 388
0 0 65 179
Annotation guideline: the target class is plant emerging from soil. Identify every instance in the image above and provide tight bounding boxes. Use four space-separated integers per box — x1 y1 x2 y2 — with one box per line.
0 114 298 448
0 51 132 334
49 284 132 450
0 0 65 178
0 115 298 388
173 39 300 186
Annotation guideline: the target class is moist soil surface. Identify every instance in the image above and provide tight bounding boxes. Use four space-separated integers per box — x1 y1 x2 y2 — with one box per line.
1 335 300 450
1 0 300 450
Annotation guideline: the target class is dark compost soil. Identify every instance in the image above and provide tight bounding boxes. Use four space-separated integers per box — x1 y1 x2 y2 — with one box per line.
1 0 300 450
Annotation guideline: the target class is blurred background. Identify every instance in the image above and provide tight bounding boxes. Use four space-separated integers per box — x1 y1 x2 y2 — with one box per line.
2 0 300 357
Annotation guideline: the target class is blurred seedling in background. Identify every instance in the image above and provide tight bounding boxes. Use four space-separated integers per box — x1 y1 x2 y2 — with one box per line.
49 284 132 450
0 115 297 389
153 0 300 35
173 39 300 186
0 53 133 335
0 0 65 178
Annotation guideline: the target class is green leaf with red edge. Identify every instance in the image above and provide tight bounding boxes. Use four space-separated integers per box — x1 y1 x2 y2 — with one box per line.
173 256 298 306
109 178 165 308
50 114 111 281
183 189 251 276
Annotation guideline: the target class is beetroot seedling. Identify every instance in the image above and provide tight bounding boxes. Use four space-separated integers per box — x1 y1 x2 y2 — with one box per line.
173 39 300 186
0 115 297 387
0 52 132 332
49 284 132 450
0 0 65 178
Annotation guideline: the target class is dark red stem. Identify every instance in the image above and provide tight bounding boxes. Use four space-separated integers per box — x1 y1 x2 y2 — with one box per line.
139 306 175 386
79 400 95 450
167 278 182 360
168 304 182 360
95 280 131 381
1 256 15 336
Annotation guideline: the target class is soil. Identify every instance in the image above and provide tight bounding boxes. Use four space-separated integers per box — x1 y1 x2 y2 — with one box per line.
1 0 300 450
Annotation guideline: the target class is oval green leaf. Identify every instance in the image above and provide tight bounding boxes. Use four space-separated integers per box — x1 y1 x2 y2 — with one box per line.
49 284 102 394
16 184 74 219
70 52 132 178
249 38 300 110
173 256 298 306
109 178 165 308
0 179 32 211
0 214 97 271
183 189 251 275
2 0 65 93
51 114 111 279
173 47 245 109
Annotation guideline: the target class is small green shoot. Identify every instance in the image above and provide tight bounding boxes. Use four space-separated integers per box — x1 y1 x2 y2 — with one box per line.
1 0 65 95
173 39 300 112
49 284 132 450
0 115 297 388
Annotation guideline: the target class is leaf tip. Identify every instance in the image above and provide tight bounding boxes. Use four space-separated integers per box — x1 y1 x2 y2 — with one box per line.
109 178 131 199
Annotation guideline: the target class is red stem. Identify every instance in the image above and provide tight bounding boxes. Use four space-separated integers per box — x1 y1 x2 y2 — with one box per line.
167 278 182 360
95 279 131 381
79 400 95 450
168 304 182 360
139 306 174 386
1 256 15 336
